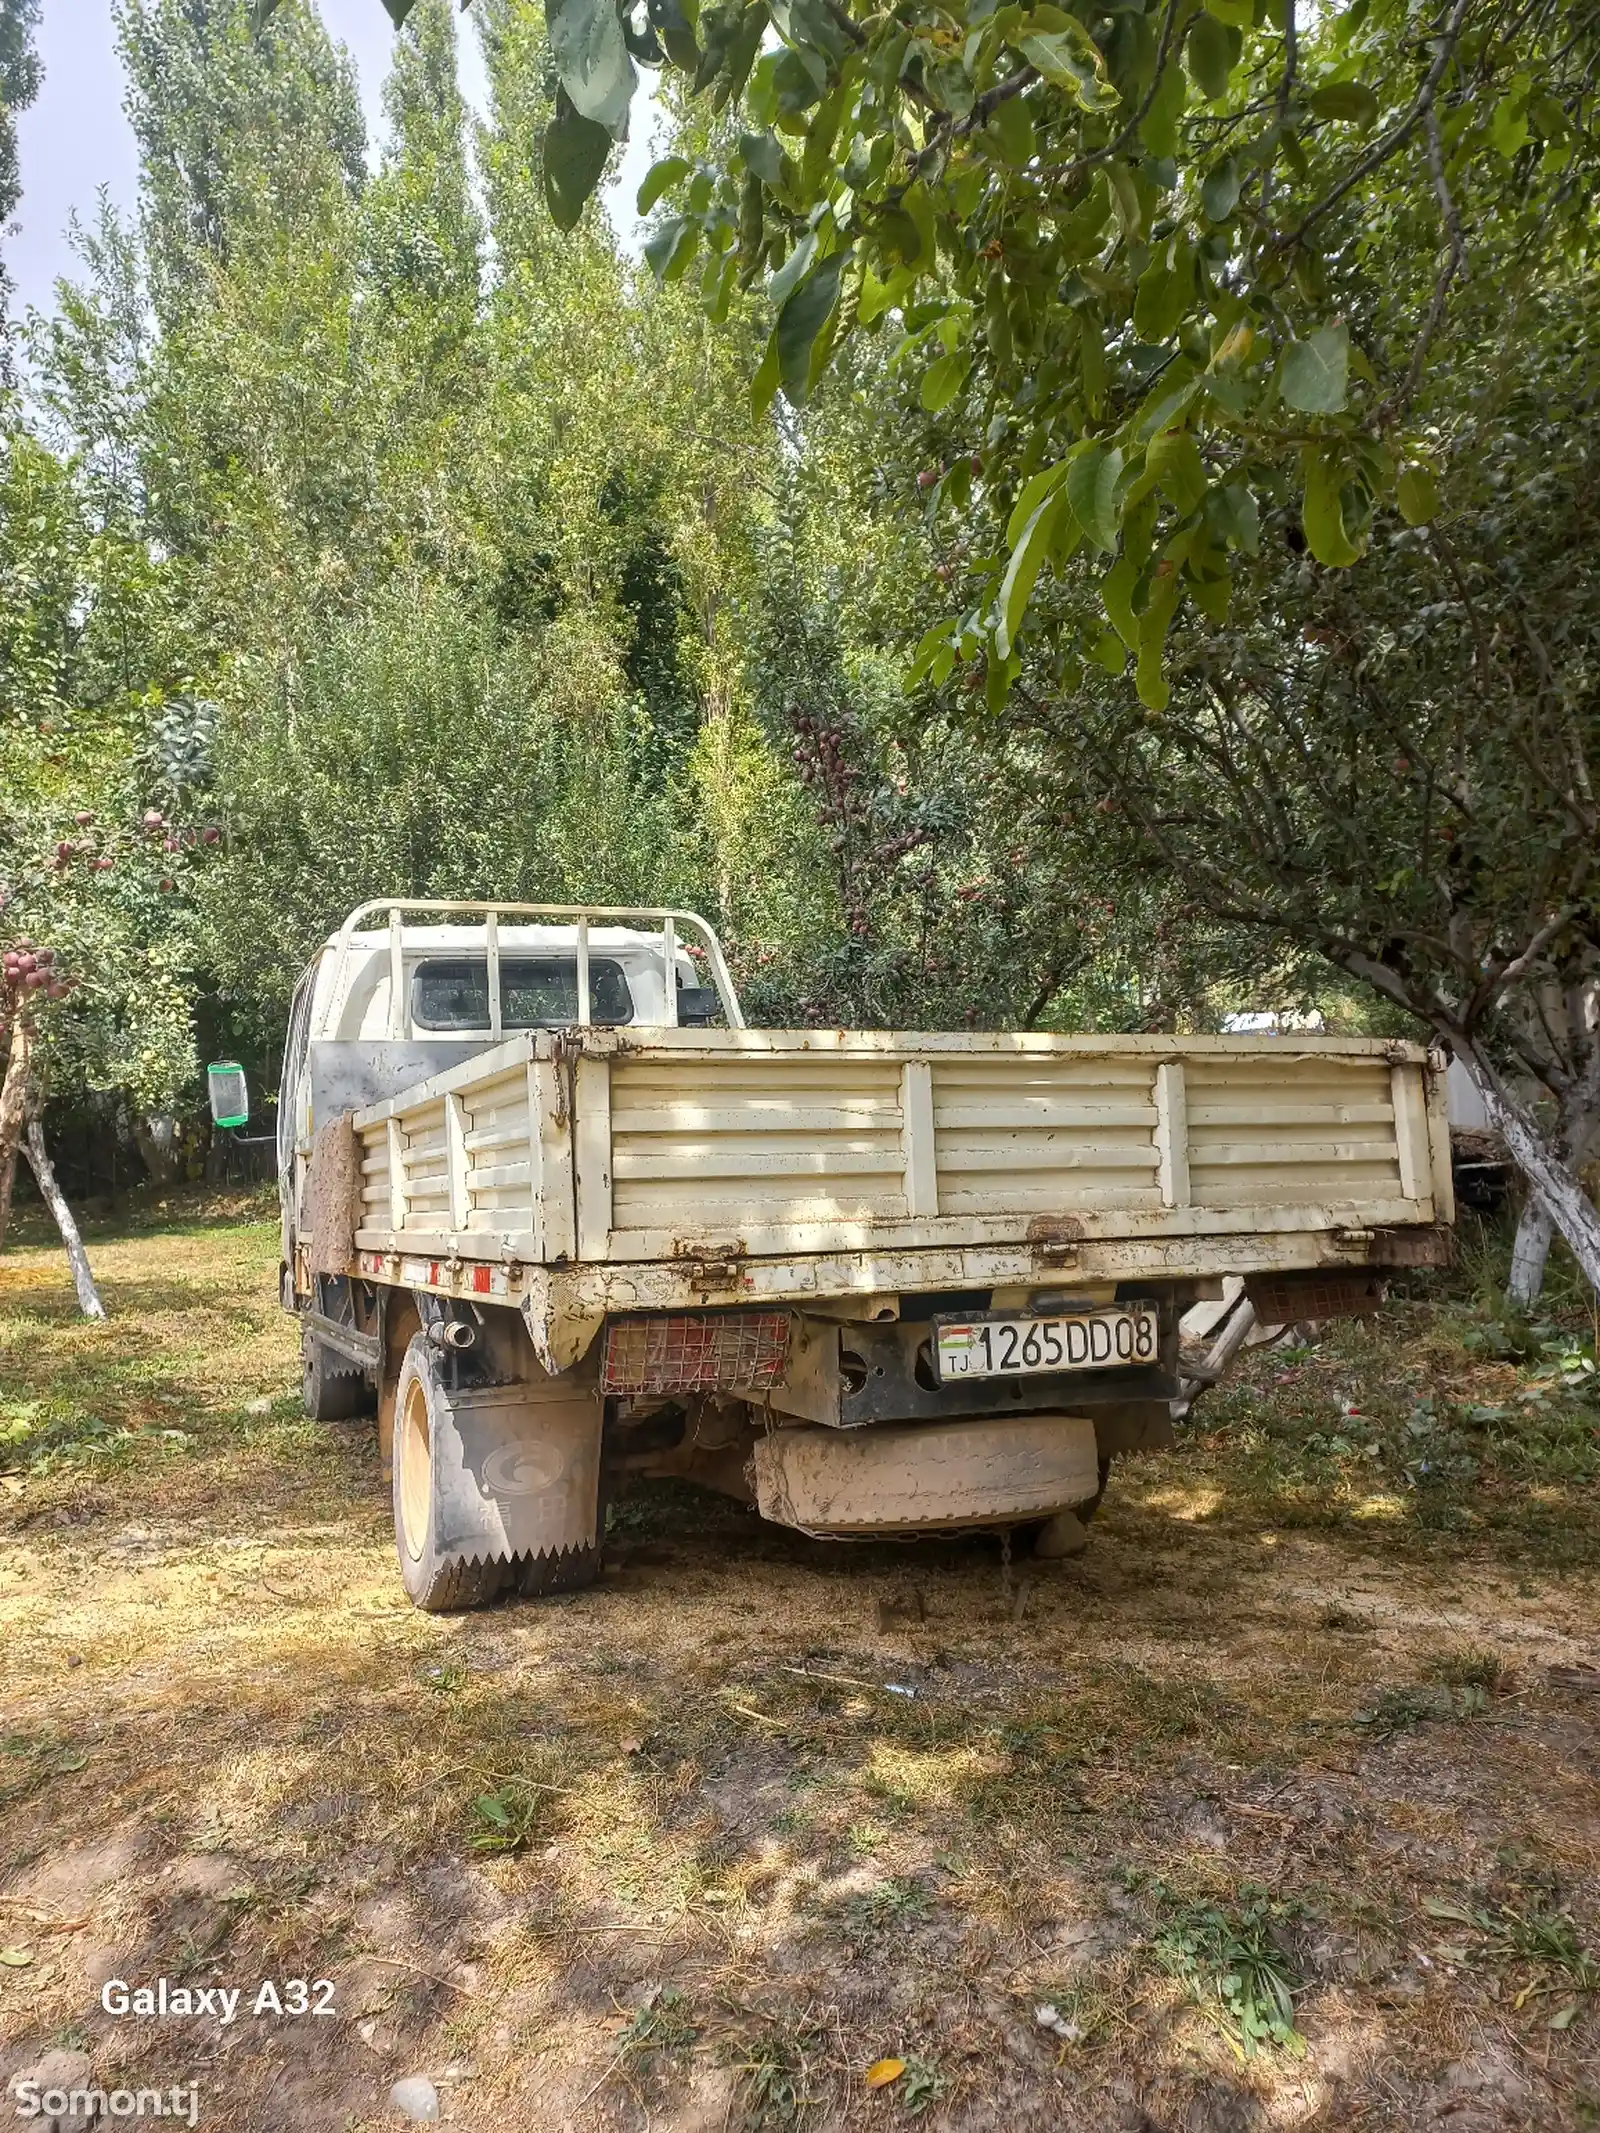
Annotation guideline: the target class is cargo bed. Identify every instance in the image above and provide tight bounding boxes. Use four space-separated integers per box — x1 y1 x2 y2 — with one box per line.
338 1025 1453 1370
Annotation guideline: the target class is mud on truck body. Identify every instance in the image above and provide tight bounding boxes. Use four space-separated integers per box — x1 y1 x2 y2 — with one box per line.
278 901 1455 1612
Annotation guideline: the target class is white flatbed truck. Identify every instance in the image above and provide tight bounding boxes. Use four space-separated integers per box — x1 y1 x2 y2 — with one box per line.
268 900 1454 1610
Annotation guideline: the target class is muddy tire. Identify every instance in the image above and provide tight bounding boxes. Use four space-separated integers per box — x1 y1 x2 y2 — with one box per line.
303 1329 374 1422
1019 1457 1113 1557
1075 1455 1113 1525
392 1337 510 1613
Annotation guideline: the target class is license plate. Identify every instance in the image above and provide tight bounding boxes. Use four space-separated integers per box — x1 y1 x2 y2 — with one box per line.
934 1307 1159 1380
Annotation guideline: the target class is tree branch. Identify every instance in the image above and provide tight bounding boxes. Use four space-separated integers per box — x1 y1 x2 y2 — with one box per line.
1400 100 1470 406
1270 0 1473 260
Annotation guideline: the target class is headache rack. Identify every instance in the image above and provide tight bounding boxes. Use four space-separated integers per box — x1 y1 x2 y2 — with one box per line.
322 898 747 1040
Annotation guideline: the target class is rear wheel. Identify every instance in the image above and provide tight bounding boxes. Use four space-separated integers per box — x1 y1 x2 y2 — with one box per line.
303 1329 374 1422
1020 1457 1112 1558
393 1337 511 1613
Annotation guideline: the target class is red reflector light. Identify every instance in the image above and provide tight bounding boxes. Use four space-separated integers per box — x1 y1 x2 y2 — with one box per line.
600 1312 791 1396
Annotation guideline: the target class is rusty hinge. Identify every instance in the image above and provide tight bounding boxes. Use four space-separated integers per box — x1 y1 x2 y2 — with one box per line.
673 1236 747 1288
1026 1213 1084 1268
549 1026 584 1129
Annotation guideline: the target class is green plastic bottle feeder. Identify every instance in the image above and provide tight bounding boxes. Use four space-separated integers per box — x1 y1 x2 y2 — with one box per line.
207 1062 250 1129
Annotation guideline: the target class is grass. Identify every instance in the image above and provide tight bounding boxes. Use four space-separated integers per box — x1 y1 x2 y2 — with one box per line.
1147 1884 1306 2060
1 1193 1598 2130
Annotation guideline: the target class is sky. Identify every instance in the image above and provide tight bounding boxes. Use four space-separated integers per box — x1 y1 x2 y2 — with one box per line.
9 0 655 321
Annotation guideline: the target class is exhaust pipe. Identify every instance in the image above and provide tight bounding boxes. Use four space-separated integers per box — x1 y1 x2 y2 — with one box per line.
426 1319 477 1353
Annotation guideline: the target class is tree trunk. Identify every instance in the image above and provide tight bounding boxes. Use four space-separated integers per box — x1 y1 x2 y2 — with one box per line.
1507 1195 1555 1309
22 1115 107 1320
1458 1048 1600 1298
0 1018 33 1252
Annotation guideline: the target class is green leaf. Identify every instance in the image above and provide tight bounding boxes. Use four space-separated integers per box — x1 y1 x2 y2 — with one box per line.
1280 322 1350 414
1302 445 1361 565
858 265 908 325
702 246 737 323
996 488 1070 658
902 183 938 268
1148 429 1207 515
548 0 637 136
717 3 768 113
875 207 924 268
1015 17 1119 111
1107 161 1142 238
773 43 827 114
1207 482 1260 554
637 155 692 214
1201 158 1240 222
1080 323 1107 415
1101 554 1141 649
1133 243 1191 342
750 333 781 418
1135 564 1183 710
767 228 817 306
986 645 1018 715
1067 443 1124 553
1396 463 1438 525
1203 0 1253 25
1185 12 1232 101
648 0 701 69
1134 368 1199 443
921 349 971 413
989 93 1037 167
543 99 614 230
644 214 699 282
776 246 849 404
739 131 787 187
1140 55 1186 158
906 620 958 690
1005 461 1070 547
1490 79 1531 159
1310 80 1378 126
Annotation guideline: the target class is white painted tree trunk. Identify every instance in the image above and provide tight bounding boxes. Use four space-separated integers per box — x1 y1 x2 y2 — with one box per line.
1457 1049 1600 1299
1507 1196 1555 1309
23 1116 107 1320
0 1019 33 1252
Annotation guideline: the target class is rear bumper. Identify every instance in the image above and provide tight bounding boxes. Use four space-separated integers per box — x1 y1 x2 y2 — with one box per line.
355 1224 1440 1375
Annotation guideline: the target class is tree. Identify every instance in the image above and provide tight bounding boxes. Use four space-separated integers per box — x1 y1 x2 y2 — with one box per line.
444 0 1594 1292
0 0 41 355
281 0 1589 692
986 230 1598 1293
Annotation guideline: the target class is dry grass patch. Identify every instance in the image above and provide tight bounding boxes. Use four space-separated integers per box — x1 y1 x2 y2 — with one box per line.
1 1198 1598 2129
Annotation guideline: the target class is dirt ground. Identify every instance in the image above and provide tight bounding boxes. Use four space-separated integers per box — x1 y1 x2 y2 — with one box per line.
2 1195 1598 2132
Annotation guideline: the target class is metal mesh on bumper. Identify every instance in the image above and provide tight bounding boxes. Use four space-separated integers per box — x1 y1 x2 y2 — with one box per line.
600 1312 791 1396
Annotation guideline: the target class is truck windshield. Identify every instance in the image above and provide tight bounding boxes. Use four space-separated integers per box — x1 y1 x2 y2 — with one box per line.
412 956 634 1030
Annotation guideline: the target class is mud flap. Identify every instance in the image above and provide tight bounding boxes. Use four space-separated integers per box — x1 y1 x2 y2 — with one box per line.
429 1380 602 1564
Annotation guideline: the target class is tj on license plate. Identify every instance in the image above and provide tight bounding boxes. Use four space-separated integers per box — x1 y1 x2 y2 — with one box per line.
935 1307 1159 1380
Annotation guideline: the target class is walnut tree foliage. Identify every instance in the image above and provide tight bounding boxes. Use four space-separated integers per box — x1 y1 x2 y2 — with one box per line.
267 0 1594 713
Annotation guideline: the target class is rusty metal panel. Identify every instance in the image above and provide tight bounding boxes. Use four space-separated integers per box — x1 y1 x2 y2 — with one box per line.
600 1311 791 1396
1246 1270 1386 1323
